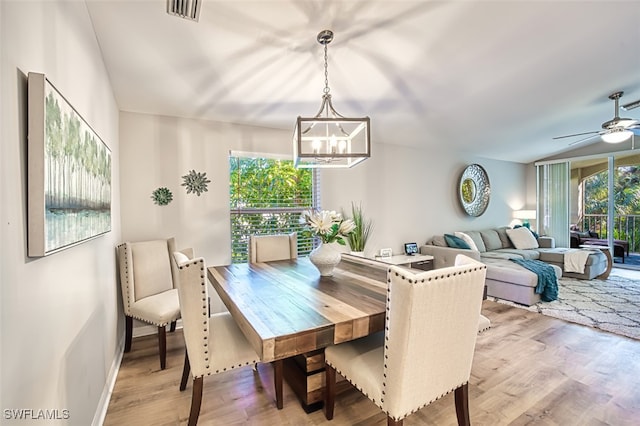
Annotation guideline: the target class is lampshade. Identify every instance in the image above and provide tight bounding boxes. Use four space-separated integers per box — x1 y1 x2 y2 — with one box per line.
601 128 632 144
293 30 371 169
513 210 536 220
513 209 536 228
513 210 536 228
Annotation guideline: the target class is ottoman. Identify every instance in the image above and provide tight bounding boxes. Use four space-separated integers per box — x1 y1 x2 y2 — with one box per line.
537 248 607 279
481 258 563 306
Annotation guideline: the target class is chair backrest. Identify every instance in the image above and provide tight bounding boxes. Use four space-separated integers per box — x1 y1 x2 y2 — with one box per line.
249 233 297 263
382 254 487 419
173 254 209 377
117 238 177 313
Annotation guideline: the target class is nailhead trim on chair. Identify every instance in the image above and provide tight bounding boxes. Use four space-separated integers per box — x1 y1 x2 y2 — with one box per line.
117 243 132 315
368 263 486 420
180 259 260 378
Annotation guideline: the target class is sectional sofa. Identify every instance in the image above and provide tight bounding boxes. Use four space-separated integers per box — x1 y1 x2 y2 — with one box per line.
420 226 608 306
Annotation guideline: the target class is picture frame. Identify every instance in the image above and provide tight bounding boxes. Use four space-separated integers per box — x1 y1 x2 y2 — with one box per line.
379 248 393 258
28 72 111 257
404 242 418 255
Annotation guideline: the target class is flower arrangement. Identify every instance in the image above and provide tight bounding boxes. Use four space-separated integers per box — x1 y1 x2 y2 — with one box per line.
300 210 355 245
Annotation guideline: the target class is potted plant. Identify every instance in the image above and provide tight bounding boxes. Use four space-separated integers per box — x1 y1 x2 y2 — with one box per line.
344 202 373 256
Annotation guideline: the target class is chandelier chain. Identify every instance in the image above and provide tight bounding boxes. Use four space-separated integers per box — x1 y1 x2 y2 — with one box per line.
323 43 330 95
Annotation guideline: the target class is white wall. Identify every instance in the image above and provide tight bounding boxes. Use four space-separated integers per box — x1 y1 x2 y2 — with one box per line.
322 145 529 256
119 112 291 265
0 1 121 425
120 112 528 262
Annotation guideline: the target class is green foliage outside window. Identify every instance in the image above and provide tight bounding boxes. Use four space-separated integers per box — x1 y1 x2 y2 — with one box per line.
230 156 318 262
583 165 640 251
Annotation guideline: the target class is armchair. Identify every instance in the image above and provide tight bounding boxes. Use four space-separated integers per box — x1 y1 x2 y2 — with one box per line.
116 237 190 369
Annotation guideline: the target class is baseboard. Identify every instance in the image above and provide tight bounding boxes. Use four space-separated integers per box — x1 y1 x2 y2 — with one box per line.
92 334 125 426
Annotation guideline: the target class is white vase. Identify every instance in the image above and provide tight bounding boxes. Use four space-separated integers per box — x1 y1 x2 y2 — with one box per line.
309 243 342 276
350 251 364 257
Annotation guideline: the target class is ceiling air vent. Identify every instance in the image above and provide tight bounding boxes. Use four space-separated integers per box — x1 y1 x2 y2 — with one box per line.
166 0 201 22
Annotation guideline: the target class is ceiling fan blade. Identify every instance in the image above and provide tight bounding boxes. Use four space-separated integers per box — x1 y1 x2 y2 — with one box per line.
568 133 602 146
622 99 640 111
553 130 600 140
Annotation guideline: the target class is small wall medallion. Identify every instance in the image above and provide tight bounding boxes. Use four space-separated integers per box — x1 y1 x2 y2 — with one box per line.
151 187 173 206
182 169 211 196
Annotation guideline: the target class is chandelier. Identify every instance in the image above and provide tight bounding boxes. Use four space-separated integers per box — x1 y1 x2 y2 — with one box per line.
293 30 370 168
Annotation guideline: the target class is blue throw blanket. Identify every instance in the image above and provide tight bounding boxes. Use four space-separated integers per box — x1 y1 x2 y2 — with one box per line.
510 259 558 302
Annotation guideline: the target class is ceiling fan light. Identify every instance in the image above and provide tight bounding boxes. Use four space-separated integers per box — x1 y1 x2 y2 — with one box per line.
601 129 632 143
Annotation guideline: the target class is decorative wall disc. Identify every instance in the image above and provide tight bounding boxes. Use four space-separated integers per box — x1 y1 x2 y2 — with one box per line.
182 169 211 196
459 164 490 217
151 187 173 206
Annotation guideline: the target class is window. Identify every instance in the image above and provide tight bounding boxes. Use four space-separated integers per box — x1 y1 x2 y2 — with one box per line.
229 152 319 263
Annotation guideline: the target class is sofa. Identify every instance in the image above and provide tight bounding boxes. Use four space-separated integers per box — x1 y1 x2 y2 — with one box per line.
420 227 608 306
570 230 628 262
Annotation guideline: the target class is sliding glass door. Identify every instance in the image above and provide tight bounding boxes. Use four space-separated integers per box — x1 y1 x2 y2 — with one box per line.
538 151 640 260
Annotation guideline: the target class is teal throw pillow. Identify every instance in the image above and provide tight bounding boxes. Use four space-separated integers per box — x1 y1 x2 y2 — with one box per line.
444 234 471 249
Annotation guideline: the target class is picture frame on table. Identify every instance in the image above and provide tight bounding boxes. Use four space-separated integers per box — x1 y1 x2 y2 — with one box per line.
379 248 393 258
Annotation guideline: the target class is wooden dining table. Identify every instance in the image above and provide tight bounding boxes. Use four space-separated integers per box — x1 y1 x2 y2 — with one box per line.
207 257 388 411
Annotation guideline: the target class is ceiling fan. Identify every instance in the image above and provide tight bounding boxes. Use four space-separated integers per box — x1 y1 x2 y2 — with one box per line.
553 91 640 146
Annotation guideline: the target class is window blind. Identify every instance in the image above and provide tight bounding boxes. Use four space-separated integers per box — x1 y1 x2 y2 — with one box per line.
229 153 320 263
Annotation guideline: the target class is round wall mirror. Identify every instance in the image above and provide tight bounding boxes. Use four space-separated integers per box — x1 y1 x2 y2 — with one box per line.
459 164 490 216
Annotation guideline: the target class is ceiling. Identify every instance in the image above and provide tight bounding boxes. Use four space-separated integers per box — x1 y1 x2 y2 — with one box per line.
85 0 640 164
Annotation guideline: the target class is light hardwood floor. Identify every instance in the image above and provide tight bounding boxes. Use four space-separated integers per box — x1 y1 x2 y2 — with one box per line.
104 300 640 425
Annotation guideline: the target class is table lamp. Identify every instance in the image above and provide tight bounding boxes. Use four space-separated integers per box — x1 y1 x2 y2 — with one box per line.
513 210 536 229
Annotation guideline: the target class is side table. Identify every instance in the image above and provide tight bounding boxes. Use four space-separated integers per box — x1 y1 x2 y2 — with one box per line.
341 253 434 271
580 245 612 279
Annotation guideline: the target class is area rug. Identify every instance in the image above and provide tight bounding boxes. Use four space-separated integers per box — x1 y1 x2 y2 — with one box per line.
491 272 640 340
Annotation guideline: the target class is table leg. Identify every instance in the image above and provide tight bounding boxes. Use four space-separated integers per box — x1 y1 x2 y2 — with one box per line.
273 359 283 409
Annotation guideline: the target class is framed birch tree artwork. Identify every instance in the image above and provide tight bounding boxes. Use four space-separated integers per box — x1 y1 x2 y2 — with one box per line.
27 72 111 257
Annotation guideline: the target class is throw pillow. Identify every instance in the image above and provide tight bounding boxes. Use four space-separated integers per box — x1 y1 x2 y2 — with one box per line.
429 235 448 247
454 232 479 251
496 226 513 248
480 229 503 251
515 224 540 239
506 226 539 250
464 231 487 252
444 234 471 249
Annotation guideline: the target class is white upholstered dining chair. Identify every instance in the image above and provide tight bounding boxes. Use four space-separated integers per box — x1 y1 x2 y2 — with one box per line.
116 237 191 369
324 254 487 426
249 232 297 263
174 253 283 425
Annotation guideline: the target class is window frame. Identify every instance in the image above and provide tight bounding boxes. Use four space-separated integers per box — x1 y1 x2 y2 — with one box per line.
229 151 320 263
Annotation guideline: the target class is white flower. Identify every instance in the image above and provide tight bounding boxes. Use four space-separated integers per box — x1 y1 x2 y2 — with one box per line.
300 209 354 244
338 219 356 235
